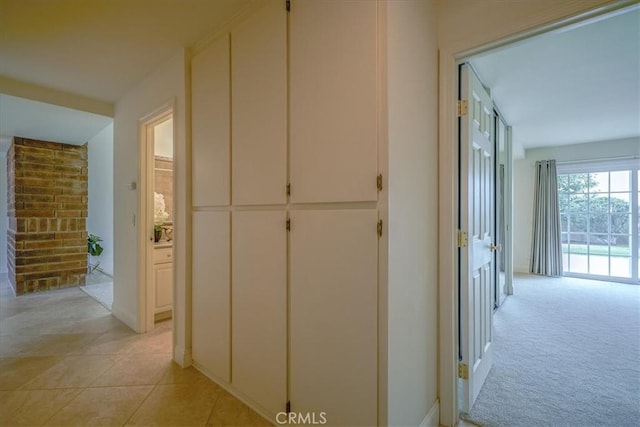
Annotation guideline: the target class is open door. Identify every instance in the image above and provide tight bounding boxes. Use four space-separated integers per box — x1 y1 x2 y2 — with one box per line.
458 63 496 413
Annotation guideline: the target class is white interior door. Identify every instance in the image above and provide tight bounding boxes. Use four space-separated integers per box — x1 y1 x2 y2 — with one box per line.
459 63 495 413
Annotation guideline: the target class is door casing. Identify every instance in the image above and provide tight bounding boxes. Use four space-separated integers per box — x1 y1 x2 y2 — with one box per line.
437 2 633 425
138 103 175 333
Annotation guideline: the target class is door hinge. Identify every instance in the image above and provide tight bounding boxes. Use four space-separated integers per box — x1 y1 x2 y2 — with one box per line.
457 230 468 248
286 218 291 231
458 362 469 379
377 174 383 192
457 99 468 117
377 219 383 237
286 400 291 413
286 183 291 197
286 0 290 12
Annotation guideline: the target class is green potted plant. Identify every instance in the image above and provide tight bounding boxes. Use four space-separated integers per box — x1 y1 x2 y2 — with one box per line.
87 234 104 273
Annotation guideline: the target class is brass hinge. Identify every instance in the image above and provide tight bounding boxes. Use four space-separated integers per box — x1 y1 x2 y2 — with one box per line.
377 219 383 237
377 174 383 192
457 99 468 117
285 0 290 12
286 183 291 197
457 230 468 248
458 363 469 379
286 219 291 231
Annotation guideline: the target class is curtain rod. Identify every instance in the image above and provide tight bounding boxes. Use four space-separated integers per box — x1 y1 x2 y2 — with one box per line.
557 155 640 165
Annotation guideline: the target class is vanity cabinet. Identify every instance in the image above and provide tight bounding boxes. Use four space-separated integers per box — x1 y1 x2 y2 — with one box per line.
153 246 173 317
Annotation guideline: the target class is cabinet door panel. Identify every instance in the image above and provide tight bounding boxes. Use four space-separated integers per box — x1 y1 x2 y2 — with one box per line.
290 209 378 425
232 211 287 416
192 211 230 382
154 264 172 313
192 35 230 207
232 2 287 205
290 0 378 203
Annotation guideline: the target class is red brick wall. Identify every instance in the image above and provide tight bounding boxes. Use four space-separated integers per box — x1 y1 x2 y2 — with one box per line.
7 137 88 295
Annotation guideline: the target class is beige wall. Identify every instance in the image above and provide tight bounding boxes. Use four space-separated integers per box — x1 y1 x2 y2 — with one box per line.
386 0 439 425
113 49 190 367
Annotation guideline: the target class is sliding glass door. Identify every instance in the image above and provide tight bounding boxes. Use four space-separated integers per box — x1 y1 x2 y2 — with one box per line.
558 161 639 283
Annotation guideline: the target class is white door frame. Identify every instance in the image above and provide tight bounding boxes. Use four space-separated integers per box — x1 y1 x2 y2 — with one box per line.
138 102 175 333
437 2 632 425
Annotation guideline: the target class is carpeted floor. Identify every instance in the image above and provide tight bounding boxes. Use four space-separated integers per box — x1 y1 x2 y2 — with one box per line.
467 274 640 427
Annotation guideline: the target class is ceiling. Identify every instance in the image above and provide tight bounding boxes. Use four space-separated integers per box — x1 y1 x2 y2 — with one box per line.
0 94 112 149
470 5 640 151
0 0 252 151
0 0 253 103
0 1 637 154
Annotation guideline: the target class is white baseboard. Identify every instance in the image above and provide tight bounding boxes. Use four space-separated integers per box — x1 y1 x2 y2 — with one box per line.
111 303 139 332
420 399 440 427
173 345 192 367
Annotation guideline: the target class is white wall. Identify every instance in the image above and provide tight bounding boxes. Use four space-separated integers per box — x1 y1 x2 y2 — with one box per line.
113 49 190 364
386 1 439 425
513 137 640 272
0 152 7 274
87 123 114 275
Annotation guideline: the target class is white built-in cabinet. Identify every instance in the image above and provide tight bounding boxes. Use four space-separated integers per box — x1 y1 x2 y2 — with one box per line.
191 35 230 207
231 2 287 205
232 211 287 415
191 0 380 424
192 211 230 382
290 0 378 203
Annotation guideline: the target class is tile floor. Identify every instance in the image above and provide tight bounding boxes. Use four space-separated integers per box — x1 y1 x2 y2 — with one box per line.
0 274 272 426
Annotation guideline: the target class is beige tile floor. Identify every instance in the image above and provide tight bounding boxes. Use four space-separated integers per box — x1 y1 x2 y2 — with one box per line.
0 275 272 426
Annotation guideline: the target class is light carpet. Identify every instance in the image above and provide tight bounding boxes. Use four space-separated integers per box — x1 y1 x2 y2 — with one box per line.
467 274 640 427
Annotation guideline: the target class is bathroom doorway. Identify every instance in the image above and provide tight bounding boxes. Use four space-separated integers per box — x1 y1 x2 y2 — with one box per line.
140 106 175 333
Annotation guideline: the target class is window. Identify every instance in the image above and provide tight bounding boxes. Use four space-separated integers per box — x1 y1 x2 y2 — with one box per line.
558 160 639 283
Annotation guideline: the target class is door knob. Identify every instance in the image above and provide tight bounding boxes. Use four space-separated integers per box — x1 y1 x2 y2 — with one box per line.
490 243 502 252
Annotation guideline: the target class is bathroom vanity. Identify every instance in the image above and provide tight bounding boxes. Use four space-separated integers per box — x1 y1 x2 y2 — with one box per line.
153 242 173 320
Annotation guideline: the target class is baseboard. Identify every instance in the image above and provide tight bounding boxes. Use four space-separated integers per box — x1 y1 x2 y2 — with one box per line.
173 345 192 368
111 303 139 332
420 399 440 427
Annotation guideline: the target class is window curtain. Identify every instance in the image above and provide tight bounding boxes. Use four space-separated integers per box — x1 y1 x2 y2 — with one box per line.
531 160 563 276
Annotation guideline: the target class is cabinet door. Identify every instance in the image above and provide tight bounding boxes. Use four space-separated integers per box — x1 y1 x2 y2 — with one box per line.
192 211 230 382
290 0 378 203
154 263 172 313
290 209 378 425
231 2 287 205
232 211 287 416
192 34 230 207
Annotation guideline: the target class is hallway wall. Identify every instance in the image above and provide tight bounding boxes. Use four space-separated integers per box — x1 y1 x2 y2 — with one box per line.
88 124 114 276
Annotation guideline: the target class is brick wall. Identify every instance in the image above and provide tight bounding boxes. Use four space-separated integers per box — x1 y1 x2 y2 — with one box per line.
7 137 88 295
